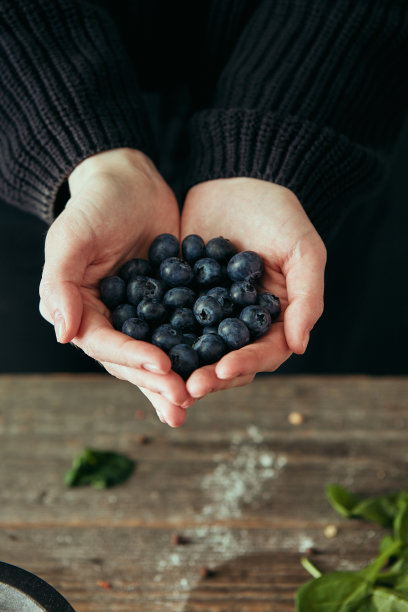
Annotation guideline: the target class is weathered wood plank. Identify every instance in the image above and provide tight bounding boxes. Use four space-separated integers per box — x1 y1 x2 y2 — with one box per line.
0 375 407 611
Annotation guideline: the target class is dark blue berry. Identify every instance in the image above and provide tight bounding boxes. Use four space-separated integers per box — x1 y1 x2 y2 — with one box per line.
202 326 219 335
148 234 179 267
227 251 264 282
182 333 198 346
169 344 199 380
193 334 228 365
193 295 224 326
205 236 237 262
118 258 151 281
137 298 167 326
182 234 205 264
100 276 126 310
127 276 164 305
207 286 235 317
169 308 197 333
121 317 150 341
239 305 272 338
151 324 184 353
163 287 196 309
193 258 222 286
230 280 258 306
218 318 250 350
112 304 138 330
160 257 194 287
258 292 281 321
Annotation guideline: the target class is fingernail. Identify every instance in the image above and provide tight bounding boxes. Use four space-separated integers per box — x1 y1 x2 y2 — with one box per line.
143 363 165 374
156 410 166 424
53 311 65 343
181 399 194 409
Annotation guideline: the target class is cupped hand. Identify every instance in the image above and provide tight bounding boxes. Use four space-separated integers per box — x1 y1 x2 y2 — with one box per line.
180 178 327 400
39 148 192 427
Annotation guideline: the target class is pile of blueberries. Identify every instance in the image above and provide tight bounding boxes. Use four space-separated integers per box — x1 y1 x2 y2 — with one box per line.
99 234 281 380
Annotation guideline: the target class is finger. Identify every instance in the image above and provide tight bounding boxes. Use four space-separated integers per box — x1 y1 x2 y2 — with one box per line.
139 387 188 428
101 360 190 407
39 214 89 343
73 303 171 374
187 364 255 399
283 244 326 354
215 323 292 380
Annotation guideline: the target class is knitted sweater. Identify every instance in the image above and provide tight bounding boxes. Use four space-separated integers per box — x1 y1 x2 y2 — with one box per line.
1 0 407 240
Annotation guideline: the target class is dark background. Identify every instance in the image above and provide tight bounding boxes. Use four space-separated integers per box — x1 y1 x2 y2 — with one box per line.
1 116 407 375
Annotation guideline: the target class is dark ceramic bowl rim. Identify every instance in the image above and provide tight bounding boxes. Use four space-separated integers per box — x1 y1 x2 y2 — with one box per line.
0 561 75 611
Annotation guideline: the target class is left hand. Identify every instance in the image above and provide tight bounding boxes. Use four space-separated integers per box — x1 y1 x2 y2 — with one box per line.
180 178 327 400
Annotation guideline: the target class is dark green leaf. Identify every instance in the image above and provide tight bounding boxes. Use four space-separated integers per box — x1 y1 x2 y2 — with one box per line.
352 494 401 528
64 447 135 489
296 572 372 612
326 484 360 517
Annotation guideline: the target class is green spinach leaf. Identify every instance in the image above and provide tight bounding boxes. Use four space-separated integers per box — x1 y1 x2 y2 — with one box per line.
64 447 135 489
371 587 408 610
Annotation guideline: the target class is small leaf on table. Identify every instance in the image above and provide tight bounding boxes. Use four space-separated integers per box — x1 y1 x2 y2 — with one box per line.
64 447 135 489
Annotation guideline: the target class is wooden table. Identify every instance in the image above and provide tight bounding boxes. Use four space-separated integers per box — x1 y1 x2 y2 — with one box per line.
0 374 407 611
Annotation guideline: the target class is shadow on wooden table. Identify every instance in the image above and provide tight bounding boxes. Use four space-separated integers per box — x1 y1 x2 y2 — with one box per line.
183 551 302 612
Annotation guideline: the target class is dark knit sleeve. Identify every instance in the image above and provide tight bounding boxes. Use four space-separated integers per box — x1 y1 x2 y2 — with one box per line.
187 0 408 240
0 0 155 224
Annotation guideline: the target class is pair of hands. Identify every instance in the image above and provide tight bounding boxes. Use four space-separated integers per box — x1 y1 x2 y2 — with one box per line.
39 148 326 427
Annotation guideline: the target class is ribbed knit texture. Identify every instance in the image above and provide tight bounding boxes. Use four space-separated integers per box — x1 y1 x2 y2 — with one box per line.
187 0 408 239
0 0 407 239
0 0 155 223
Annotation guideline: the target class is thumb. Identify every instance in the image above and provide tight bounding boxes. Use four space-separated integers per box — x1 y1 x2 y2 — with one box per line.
39 214 89 343
283 240 326 354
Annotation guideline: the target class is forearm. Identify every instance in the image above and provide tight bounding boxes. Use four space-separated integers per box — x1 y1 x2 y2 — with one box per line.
187 0 408 241
0 0 155 224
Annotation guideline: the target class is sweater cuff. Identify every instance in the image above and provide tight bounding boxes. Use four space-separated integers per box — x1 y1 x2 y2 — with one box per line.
186 109 385 241
0 1 155 225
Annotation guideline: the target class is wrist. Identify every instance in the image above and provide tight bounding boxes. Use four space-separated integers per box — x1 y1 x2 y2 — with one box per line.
68 148 156 194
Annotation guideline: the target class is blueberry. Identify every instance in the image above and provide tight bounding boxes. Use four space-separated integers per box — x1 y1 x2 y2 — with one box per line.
151 324 184 353
205 236 237 262
193 295 224 327
218 317 250 350
112 304 138 330
230 280 258 306
207 286 235 317
193 334 228 365
163 287 196 309
121 317 150 341
193 258 222 286
99 276 126 310
182 333 198 347
169 308 197 333
127 276 164 305
227 251 264 282
181 234 205 264
136 298 167 326
239 305 272 338
148 234 179 267
118 258 151 281
258 292 281 321
160 257 194 287
169 344 199 380
202 326 219 335
126 276 148 305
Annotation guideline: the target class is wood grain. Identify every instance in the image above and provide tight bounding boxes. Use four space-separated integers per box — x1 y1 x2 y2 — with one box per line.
0 374 407 611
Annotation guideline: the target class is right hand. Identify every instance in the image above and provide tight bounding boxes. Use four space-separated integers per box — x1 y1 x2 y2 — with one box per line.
39 148 193 427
